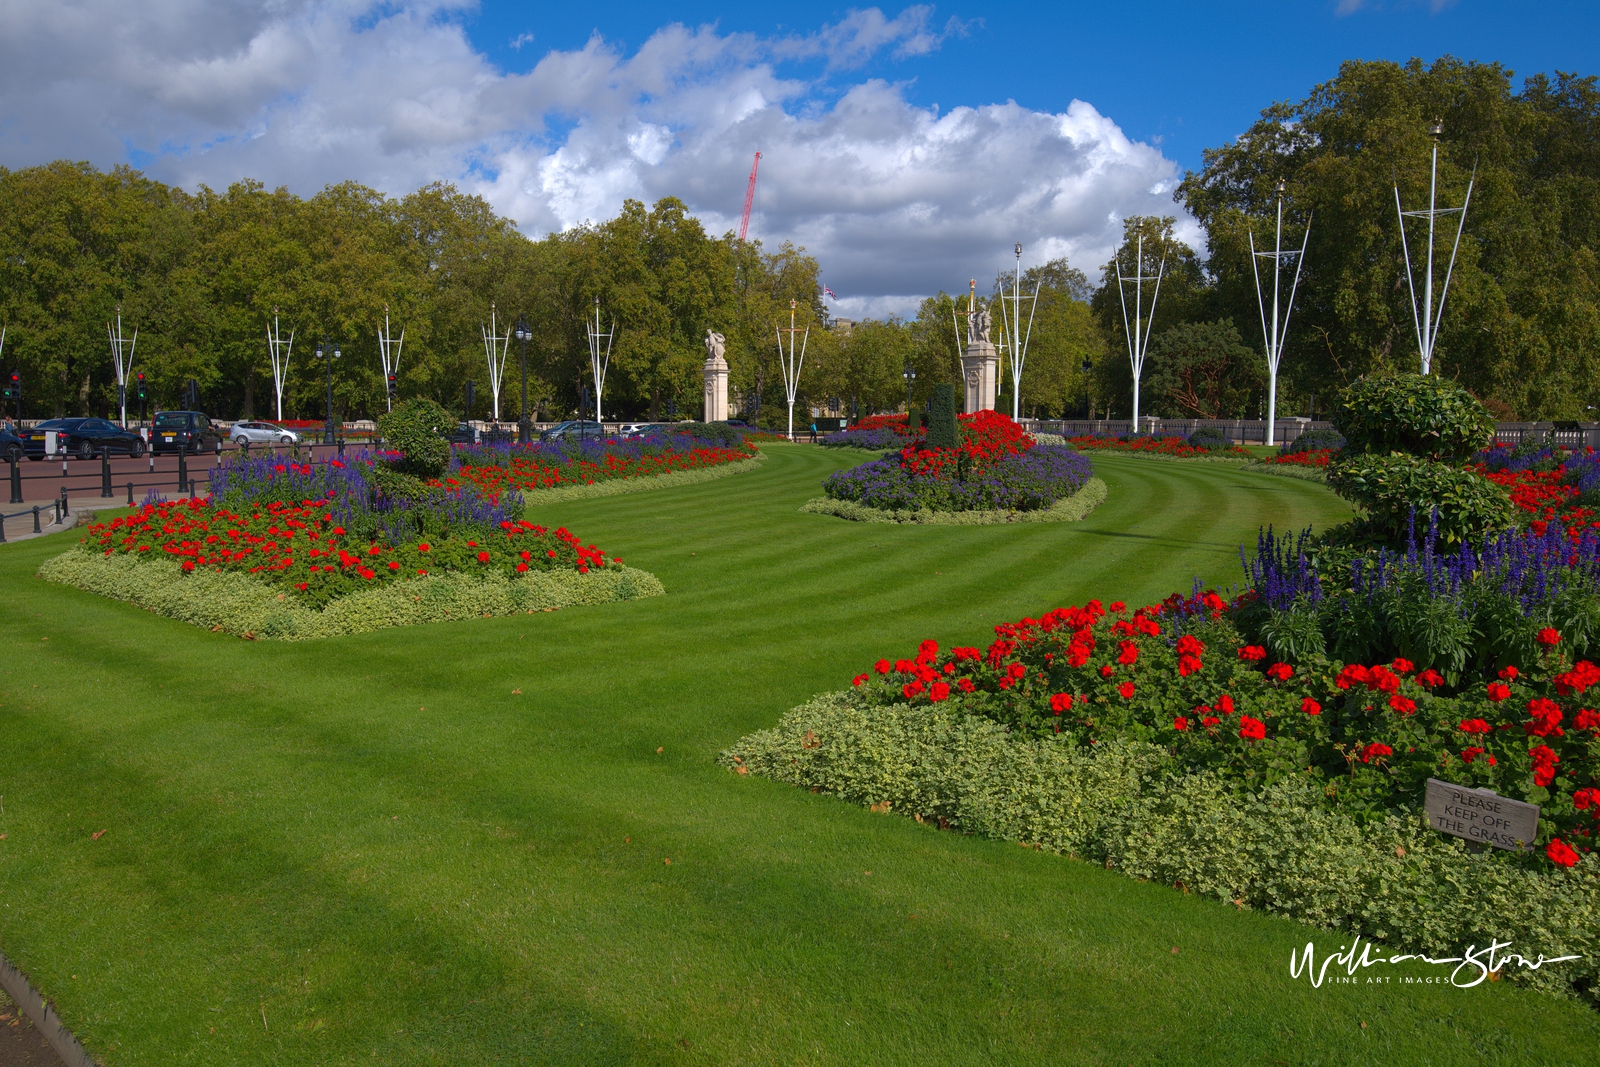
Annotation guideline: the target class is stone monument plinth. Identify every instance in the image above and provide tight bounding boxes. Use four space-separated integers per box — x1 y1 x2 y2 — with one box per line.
961 341 999 414
703 330 729 422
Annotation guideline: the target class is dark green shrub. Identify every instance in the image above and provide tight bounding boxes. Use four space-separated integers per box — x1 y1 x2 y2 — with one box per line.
1186 426 1232 452
1331 374 1494 462
1325 453 1515 546
1282 427 1345 454
672 421 745 447
378 399 454 479
926 384 958 449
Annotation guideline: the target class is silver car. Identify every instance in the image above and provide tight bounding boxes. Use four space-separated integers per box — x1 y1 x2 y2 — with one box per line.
229 420 302 445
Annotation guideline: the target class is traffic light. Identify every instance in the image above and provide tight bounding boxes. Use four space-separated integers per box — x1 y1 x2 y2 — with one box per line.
386 372 396 398
136 372 146 400
2 370 16 400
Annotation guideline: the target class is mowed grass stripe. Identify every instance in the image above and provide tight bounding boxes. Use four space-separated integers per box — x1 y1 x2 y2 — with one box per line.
1 445 1596 1066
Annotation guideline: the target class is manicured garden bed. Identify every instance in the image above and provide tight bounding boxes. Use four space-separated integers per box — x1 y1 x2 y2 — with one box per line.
42 444 660 637
1067 432 1252 460
810 408 1098 523
446 427 759 500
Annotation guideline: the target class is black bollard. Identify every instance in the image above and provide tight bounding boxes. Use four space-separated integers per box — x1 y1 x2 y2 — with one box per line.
8 456 20 504
100 447 113 498
127 482 134 506
33 505 41 533
177 447 188 495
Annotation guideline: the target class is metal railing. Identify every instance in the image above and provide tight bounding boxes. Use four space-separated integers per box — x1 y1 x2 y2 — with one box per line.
0 493 67 543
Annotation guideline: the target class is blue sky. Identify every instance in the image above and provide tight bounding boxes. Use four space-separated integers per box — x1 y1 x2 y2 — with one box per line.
461 0 1594 175
0 1 1592 312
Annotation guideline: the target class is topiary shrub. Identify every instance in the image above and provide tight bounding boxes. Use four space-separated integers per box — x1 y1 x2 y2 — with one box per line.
378 398 454 479
926 383 958 449
1282 427 1345 455
671 421 745 447
1325 453 1517 546
1186 426 1232 452
1331 374 1494 462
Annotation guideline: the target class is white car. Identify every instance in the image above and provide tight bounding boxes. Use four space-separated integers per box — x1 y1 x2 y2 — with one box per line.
230 420 301 445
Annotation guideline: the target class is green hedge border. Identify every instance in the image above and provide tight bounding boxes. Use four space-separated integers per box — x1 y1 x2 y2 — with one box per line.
1241 461 1330 483
38 551 665 640
799 477 1106 525
1073 448 1251 464
513 451 766 506
722 694 1600 1004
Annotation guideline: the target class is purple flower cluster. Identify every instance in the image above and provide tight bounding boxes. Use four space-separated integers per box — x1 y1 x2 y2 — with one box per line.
1242 526 1324 612
1479 443 1560 472
454 431 742 471
209 449 523 545
822 444 1093 512
1564 450 1600 502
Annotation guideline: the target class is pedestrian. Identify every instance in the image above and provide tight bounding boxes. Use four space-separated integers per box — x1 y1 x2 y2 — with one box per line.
809 420 817 444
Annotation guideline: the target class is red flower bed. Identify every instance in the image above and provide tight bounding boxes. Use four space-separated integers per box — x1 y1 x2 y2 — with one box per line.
1472 466 1599 536
898 409 1033 476
1267 449 1336 467
440 440 754 500
849 590 1599 865
82 498 616 608
1067 434 1250 458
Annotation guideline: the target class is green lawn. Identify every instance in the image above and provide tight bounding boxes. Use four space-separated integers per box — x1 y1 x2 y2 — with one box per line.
2 445 1597 1065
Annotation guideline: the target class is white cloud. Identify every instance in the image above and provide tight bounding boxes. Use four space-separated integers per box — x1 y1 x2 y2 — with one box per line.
0 1 1194 307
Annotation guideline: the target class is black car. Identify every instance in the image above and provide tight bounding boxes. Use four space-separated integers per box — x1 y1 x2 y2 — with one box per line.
151 411 224 455
22 417 148 460
538 420 606 442
0 424 22 463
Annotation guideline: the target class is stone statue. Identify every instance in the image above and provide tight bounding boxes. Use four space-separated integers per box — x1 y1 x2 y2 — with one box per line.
705 330 726 362
969 305 992 346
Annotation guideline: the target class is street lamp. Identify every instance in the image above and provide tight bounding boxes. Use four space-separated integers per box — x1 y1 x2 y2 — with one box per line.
513 315 532 444
317 338 341 444
902 364 916 423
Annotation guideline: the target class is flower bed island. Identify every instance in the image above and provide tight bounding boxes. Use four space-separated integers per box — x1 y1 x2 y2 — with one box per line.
41 433 663 638
448 426 763 505
805 409 1104 524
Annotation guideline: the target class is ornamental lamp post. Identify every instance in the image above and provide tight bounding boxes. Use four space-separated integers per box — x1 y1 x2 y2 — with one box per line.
513 315 532 444
902 364 916 424
317 338 341 444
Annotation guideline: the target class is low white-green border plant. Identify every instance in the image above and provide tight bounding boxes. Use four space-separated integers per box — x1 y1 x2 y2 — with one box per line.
799 477 1106 526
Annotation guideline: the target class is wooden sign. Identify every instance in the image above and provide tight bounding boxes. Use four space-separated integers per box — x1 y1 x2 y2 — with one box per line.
1424 778 1540 851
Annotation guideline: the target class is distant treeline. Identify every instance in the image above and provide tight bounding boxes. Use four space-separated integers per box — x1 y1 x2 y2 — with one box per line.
2 57 1597 423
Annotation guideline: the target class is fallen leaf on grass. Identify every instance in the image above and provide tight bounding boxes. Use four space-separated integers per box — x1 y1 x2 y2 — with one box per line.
511 688 522 695
1170 946 1180 955
657 747 664 754
735 766 748 775
663 857 671 865
91 829 106 840
869 800 892 814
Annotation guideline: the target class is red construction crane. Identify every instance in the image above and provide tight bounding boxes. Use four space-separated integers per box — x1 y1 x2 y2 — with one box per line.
738 151 762 242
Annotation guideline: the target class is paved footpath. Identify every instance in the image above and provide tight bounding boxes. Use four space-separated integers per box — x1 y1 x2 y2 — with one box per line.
0 497 106 546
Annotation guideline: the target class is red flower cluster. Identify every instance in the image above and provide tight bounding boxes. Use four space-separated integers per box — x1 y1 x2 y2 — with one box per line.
1067 434 1250 458
1267 449 1336 468
441 439 756 500
1474 464 1600 536
80 500 614 605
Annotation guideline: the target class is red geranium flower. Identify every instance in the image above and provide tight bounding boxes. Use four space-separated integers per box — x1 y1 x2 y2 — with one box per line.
477 551 491 563
1238 715 1266 740
1117 681 1135 699
1417 669 1444 688
1050 693 1073 713
1100 664 1116 678
1486 682 1511 702
1217 694 1235 715
1537 628 1562 647
1359 742 1393 764
1266 662 1293 681
1301 698 1322 716
1547 839 1580 867
874 659 891 675
1109 601 1125 612
852 674 868 687
1526 698 1565 738
1391 658 1414 674
1499 665 1520 681
1531 744 1560 787
956 678 975 693
1458 718 1491 734
902 681 925 699
1173 716 1189 731
1238 645 1266 662
929 681 951 702
1389 695 1417 716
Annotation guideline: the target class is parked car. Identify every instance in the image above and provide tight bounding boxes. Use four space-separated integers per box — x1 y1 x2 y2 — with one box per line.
448 423 478 445
21 417 148 460
229 420 302 446
538 420 606 442
619 422 667 439
1 423 22 463
150 411 224 454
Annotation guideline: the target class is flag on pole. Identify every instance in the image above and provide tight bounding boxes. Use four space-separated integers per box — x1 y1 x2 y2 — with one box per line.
823 285 837 300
